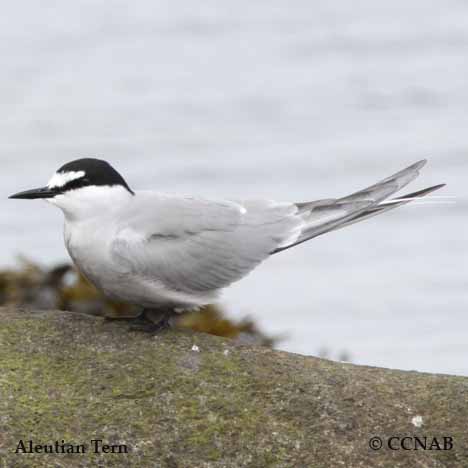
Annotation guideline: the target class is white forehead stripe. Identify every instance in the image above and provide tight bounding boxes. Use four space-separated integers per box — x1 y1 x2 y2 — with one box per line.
48 170 86 189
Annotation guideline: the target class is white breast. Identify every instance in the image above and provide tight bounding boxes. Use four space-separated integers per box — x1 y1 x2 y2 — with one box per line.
64 219 120 295
64 219 215 309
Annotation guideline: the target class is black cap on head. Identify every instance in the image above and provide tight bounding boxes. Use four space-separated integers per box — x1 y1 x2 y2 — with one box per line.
9 157 134 200
56 158 134 194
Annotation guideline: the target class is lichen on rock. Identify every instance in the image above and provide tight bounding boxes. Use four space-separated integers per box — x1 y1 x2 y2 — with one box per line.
0 307 466 467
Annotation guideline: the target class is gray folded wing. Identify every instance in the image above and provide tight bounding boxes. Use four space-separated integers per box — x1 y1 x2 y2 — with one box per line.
110 160 442 292
111 194 303 293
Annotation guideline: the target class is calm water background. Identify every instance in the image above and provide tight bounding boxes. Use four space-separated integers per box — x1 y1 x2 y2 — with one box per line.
1 2 467 374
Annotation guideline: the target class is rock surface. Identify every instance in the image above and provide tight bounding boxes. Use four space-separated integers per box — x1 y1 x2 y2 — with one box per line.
0 306 466 467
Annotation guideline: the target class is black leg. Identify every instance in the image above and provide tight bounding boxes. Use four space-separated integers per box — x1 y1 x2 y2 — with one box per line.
128 308 173 334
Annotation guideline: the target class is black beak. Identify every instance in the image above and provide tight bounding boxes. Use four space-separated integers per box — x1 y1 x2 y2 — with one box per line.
8 186 57 200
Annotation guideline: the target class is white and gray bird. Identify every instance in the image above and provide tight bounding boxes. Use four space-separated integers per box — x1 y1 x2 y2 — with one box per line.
9 158 444 330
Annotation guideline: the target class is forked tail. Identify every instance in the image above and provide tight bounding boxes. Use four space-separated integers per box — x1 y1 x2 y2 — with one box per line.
272 160 445 254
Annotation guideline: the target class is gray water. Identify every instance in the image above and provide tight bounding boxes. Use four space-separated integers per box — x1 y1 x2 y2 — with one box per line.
1 1 467 375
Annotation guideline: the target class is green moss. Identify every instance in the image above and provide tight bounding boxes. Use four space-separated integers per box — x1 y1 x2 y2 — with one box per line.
0 307 467 467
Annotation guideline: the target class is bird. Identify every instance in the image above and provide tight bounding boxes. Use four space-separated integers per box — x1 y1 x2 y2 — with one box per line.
9 158 444 331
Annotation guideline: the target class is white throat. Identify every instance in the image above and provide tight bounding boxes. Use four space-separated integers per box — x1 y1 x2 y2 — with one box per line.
47 185 133 222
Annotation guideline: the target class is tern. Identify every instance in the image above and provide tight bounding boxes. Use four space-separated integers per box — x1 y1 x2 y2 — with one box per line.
9 158 444 331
